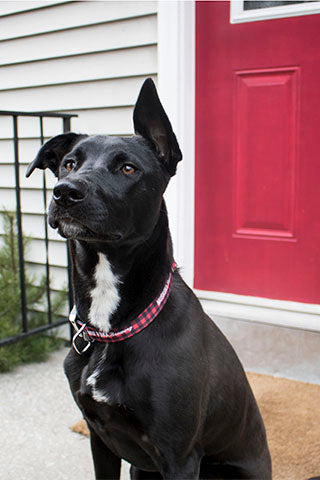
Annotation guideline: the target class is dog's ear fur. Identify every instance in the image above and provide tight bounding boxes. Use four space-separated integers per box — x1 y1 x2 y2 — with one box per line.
25 133 87 178
133 78 182 176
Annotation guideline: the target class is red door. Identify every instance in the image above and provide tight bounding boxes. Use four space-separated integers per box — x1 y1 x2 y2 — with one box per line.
195 1 320 304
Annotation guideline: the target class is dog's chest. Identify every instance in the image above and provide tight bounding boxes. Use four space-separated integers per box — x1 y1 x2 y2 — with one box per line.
72 350 161 471
80 345 124 407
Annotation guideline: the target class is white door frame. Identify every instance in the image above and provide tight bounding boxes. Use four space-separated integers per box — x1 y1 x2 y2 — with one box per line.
157 0 320 332
157 0 195 289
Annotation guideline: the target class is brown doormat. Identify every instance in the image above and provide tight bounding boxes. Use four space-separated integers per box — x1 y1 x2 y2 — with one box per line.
247 372 320 480
71 373 320 479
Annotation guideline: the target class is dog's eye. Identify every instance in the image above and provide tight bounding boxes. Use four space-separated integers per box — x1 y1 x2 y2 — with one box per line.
65 160 75 172
121 164 136 175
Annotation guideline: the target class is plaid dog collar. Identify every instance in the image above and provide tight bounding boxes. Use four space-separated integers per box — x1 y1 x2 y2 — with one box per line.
69 262 177 354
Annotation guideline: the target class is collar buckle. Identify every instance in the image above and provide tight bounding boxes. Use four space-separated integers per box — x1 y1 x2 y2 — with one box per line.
69 306 92 355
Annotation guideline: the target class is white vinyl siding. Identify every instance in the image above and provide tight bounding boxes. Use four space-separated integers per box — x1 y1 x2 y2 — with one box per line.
1 46 157 90
0 1 67 17
0 1 158 299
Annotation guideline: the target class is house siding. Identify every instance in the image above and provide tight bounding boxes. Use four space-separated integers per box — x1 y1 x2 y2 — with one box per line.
0 0 158 296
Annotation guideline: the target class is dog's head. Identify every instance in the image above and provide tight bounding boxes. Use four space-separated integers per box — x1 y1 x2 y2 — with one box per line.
26 79 182 244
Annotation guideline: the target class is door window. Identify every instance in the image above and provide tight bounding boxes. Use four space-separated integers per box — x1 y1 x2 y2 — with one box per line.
230 0 320 23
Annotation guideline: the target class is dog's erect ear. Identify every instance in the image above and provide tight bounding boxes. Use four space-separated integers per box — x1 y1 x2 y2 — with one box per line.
133 78 182 176
25 133 87 178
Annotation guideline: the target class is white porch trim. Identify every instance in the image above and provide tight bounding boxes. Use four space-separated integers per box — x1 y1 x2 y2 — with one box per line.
197 290 320 332
157 1 320 332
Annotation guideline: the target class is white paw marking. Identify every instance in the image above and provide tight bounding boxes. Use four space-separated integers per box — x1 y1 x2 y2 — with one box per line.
89 253 120 332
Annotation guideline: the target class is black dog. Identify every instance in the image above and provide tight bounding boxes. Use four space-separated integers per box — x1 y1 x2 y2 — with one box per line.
26 79 271 479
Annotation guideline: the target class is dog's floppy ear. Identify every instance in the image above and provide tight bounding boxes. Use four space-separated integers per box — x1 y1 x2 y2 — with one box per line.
133 78 182 176
25 132 87 178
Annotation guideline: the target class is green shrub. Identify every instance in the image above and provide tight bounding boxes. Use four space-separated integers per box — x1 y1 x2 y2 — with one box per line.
0 210 67 372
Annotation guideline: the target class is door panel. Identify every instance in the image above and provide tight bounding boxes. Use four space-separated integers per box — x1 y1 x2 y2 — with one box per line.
195 1 320 304
234 67 298 240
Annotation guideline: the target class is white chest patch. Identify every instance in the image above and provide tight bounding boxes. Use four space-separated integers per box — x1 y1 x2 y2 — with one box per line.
88 253 120 332
87 367 111 404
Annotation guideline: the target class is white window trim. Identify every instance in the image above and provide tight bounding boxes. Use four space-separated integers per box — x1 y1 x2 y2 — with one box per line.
230 0 320 24
157 0 320 332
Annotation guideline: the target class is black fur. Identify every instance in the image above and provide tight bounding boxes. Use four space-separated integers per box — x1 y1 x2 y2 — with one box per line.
27 78 271 479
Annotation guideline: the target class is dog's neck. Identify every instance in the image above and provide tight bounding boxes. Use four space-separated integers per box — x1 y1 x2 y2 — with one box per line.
69 201 174 332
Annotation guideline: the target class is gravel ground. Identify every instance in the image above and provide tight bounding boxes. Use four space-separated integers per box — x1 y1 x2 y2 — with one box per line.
0 347 130 480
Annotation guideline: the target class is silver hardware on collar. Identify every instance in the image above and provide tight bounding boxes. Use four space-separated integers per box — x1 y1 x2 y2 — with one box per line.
69 306 92 355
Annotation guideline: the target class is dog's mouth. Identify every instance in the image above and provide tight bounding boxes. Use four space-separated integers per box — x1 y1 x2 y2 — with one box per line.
49 215 123 242
49 216 90 239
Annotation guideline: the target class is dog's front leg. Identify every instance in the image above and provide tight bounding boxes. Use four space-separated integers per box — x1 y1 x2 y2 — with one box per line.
161 448 202 480
90 429 121 480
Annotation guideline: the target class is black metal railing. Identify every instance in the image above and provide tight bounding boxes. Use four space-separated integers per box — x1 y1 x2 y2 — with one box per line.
0 110 77 346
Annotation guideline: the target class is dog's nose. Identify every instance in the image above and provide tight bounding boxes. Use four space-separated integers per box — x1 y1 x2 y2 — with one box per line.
53 181 87 207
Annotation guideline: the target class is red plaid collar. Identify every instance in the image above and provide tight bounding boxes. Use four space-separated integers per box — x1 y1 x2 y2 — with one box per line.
69 262 177 354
